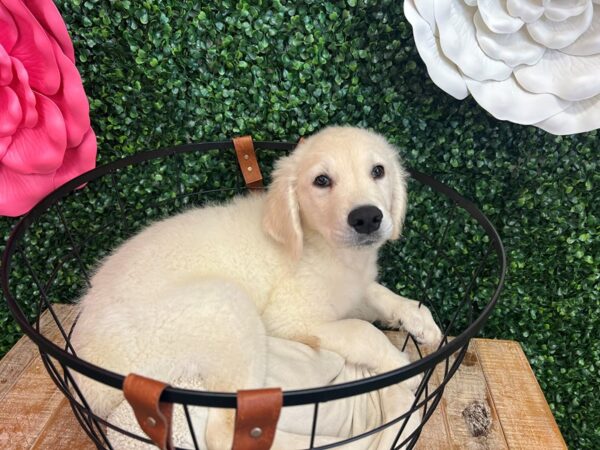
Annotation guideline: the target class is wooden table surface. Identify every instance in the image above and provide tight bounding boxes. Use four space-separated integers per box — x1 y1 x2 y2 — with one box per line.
0 304 567 450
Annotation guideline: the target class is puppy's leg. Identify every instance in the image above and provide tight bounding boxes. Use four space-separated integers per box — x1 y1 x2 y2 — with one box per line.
311 319 421 391
366 283 442 346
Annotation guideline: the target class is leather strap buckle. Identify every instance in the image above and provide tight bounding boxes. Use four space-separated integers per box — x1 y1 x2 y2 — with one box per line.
232 388 283 450
233 135 263 190
123 373 173 450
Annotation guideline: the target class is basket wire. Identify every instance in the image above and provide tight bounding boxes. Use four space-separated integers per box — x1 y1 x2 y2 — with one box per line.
1 142 506 449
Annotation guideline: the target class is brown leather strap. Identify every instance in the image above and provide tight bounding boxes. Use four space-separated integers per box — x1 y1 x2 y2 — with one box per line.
233 136 263 190
232 388 282 450
123 374 173 450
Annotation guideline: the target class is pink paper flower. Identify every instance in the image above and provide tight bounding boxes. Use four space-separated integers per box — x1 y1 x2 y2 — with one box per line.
0 0 97 217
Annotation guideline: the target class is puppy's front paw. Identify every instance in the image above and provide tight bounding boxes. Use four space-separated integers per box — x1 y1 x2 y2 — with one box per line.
398 301 443 346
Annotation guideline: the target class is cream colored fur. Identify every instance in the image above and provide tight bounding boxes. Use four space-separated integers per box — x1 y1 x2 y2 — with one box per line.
71 126 442 449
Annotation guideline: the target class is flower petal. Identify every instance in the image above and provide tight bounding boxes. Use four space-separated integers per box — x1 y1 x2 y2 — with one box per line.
414 0 438 36
10 57 37 128
0 85 22 136
405 0 468 99
22 0 75 63
465 76 569 124
2 0 60 94
514 50 600 101
0 164 54 216
527 3 593 49
506 0 544 23
561 5 600 56
53 127 97 189
544 0 590 22
2 92 66 174
477 0 524 34
49 39 90 147
474 11 545 67
0 40 13 86
535 95 600 134
0 2 18 52
435 0 512 81
0 136 10 160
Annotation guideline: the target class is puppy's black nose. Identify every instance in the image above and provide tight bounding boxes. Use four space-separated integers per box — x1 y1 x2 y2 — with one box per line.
348 205 383 234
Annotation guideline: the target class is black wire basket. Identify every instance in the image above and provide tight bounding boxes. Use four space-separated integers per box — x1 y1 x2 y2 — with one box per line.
2 141 506 449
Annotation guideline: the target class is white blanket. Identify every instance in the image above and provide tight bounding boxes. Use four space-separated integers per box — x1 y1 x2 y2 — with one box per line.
107 337 420 449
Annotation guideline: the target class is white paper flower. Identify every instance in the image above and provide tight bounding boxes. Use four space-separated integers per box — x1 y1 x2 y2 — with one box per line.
405 0 600 134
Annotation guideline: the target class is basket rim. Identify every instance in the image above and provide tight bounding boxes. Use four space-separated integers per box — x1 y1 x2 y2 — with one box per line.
1 140 506 408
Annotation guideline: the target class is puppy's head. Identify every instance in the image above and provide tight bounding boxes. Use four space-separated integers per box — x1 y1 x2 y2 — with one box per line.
263 126 408 259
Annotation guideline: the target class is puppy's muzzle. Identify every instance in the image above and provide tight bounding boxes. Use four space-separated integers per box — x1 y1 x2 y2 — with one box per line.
347 205 383 235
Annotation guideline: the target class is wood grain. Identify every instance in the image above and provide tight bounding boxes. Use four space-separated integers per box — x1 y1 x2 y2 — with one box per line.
475 340 568 450
0 305 79 450
0 304 76 400
436 344 508 450
29 397 95 450
0 305 567 450
387 334 508 450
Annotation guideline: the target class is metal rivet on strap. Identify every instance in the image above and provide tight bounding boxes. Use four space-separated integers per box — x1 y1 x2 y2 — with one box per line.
250 427 262 438
247 166 253 172
244 154 249 160
145 416 157 427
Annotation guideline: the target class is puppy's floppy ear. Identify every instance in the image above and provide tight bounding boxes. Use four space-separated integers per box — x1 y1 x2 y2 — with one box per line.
263 155 303 259
390 154 409 240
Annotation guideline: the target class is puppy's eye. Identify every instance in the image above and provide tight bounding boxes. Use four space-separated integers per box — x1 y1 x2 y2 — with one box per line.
313 175 332 188
371 165 385 179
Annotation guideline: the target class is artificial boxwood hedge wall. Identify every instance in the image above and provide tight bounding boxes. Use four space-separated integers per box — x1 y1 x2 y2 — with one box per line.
0 1 597 447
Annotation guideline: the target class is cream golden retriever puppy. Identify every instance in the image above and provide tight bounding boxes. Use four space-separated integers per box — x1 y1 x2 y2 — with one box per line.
72 126 442 448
